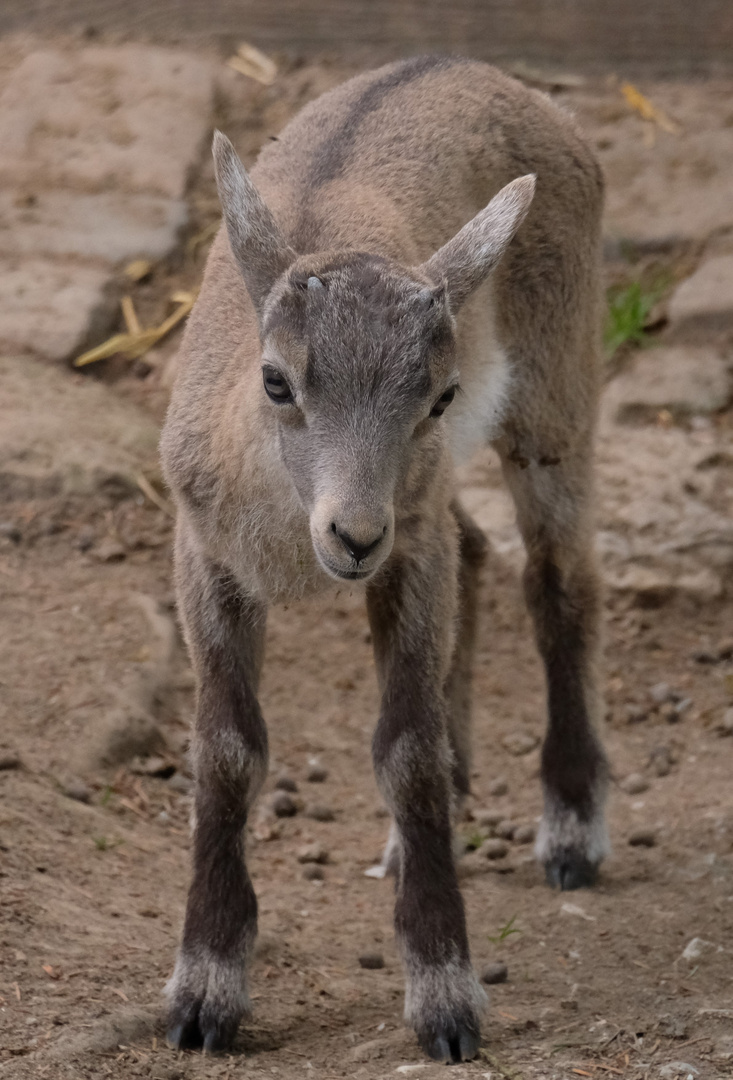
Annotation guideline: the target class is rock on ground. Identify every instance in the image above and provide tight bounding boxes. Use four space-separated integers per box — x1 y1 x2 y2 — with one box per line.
0 354 160 500
0 42 216 361
668 255 733 335
603 347 731 423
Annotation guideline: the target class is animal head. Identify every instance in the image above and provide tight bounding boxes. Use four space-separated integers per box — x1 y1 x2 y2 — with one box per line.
213 132 535 582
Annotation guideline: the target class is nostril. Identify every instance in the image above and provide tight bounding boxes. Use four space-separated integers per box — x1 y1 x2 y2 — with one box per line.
333 526 385 564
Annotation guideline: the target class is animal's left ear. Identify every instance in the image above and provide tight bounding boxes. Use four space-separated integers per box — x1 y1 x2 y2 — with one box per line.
416 174 536 312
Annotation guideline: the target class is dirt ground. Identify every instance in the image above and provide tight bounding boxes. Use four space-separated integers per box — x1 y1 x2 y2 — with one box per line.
2 42 733 1080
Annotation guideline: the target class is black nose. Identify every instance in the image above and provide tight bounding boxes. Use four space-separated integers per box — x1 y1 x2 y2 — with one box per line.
331 523 386 563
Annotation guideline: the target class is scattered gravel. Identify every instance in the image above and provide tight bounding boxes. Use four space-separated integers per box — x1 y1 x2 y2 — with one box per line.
480 962 508 985
718 707 733 735
271 791 298 817
306 803 335 822
92 540 126 563
513 824 536 845
302 864 324 881
306 762 328 783
358 952 384 970
61 778 91 803
501 731 539 757
621 772 649 795
474 808 503 828
167 773 192 795
628 828 657 848
297 842 329 864
495 820 515 841
650 746 673 777
650 682 674 704
481 838 509 860
0 752 21 770
275 773 298 793
488 777 509 797
0 522 21 543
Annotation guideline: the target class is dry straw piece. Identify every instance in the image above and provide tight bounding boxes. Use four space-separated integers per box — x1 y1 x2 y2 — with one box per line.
226 42 278 85
621 82 681 135
74 291 197 367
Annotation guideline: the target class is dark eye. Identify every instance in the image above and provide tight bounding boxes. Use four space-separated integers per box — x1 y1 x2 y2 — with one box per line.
263 366 293 404
430 385 456 418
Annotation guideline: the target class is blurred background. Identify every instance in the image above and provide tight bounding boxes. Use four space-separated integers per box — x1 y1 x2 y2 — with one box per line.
1 5 733 1080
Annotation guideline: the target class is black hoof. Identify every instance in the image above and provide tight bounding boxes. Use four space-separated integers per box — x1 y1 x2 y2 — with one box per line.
544 851 598 891
166 1005 239 1054
419 1021 481 1063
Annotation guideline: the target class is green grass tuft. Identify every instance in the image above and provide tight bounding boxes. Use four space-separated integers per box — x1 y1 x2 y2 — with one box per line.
603 281 658 357
488 914 521 944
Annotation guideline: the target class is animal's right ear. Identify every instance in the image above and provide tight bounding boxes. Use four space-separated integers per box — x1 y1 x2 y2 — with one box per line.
212 131 295 319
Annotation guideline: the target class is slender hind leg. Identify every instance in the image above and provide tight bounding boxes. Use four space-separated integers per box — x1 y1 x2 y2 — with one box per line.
500 448 609 890
444 500 487 809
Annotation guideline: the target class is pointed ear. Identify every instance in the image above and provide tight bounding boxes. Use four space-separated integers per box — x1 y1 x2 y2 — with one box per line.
212 131 295 319
417 174 536 312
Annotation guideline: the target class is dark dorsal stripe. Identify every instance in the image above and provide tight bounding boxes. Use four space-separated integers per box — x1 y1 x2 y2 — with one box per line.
307 56 463 189
290 55 465 252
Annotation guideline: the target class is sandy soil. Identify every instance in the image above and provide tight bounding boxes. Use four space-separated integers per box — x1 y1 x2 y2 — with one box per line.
2 48 733 1080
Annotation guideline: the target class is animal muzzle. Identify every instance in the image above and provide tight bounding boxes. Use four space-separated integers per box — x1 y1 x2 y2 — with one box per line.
310 502 394 581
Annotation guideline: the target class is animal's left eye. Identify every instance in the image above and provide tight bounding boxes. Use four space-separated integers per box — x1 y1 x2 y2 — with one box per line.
430 385 457 418
263 366 294 404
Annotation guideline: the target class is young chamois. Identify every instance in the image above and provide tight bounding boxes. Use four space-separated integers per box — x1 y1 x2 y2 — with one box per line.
160 55 607 1064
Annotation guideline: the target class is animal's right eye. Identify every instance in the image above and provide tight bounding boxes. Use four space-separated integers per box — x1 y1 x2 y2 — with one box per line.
263 366 293 404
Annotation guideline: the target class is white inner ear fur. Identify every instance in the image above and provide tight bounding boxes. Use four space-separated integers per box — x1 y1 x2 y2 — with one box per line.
419 173 536 311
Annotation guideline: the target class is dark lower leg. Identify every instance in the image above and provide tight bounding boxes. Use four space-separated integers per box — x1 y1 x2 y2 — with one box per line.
524 550 608 889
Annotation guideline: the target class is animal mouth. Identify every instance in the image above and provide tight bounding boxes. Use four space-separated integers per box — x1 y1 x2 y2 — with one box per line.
314 548 375 582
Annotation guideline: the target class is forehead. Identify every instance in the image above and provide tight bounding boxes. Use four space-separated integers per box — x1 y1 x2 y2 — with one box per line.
262 254 452 399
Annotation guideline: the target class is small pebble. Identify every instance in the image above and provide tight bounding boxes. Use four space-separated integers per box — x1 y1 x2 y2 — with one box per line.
303 864 324 881
628 828 657 848
495 820 515 841
306 803 335 822
271 791 297 818
649 746 673 777
488 777 509 797
275 773 298 793
717 637 733 660
513 824 536 845
718 708 733 736
474 808 503 828
358 952 384 970
0 522 21 543
167 773 192 794
0 752 21 771
621 772 649 795
650 682 673 704
481 838 509 860
502 731 539 757
74 526 95 552
306 763 328 783
624 704 648 724
480 962 508 985
297 842 329 864
660 702 680 724
93 540 126 563
61 779 91 804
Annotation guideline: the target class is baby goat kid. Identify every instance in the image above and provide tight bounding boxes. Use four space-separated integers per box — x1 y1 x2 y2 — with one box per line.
161 56 608 1064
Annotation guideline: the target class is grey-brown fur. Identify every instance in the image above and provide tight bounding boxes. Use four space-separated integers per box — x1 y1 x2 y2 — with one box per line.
161 55 607 1063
